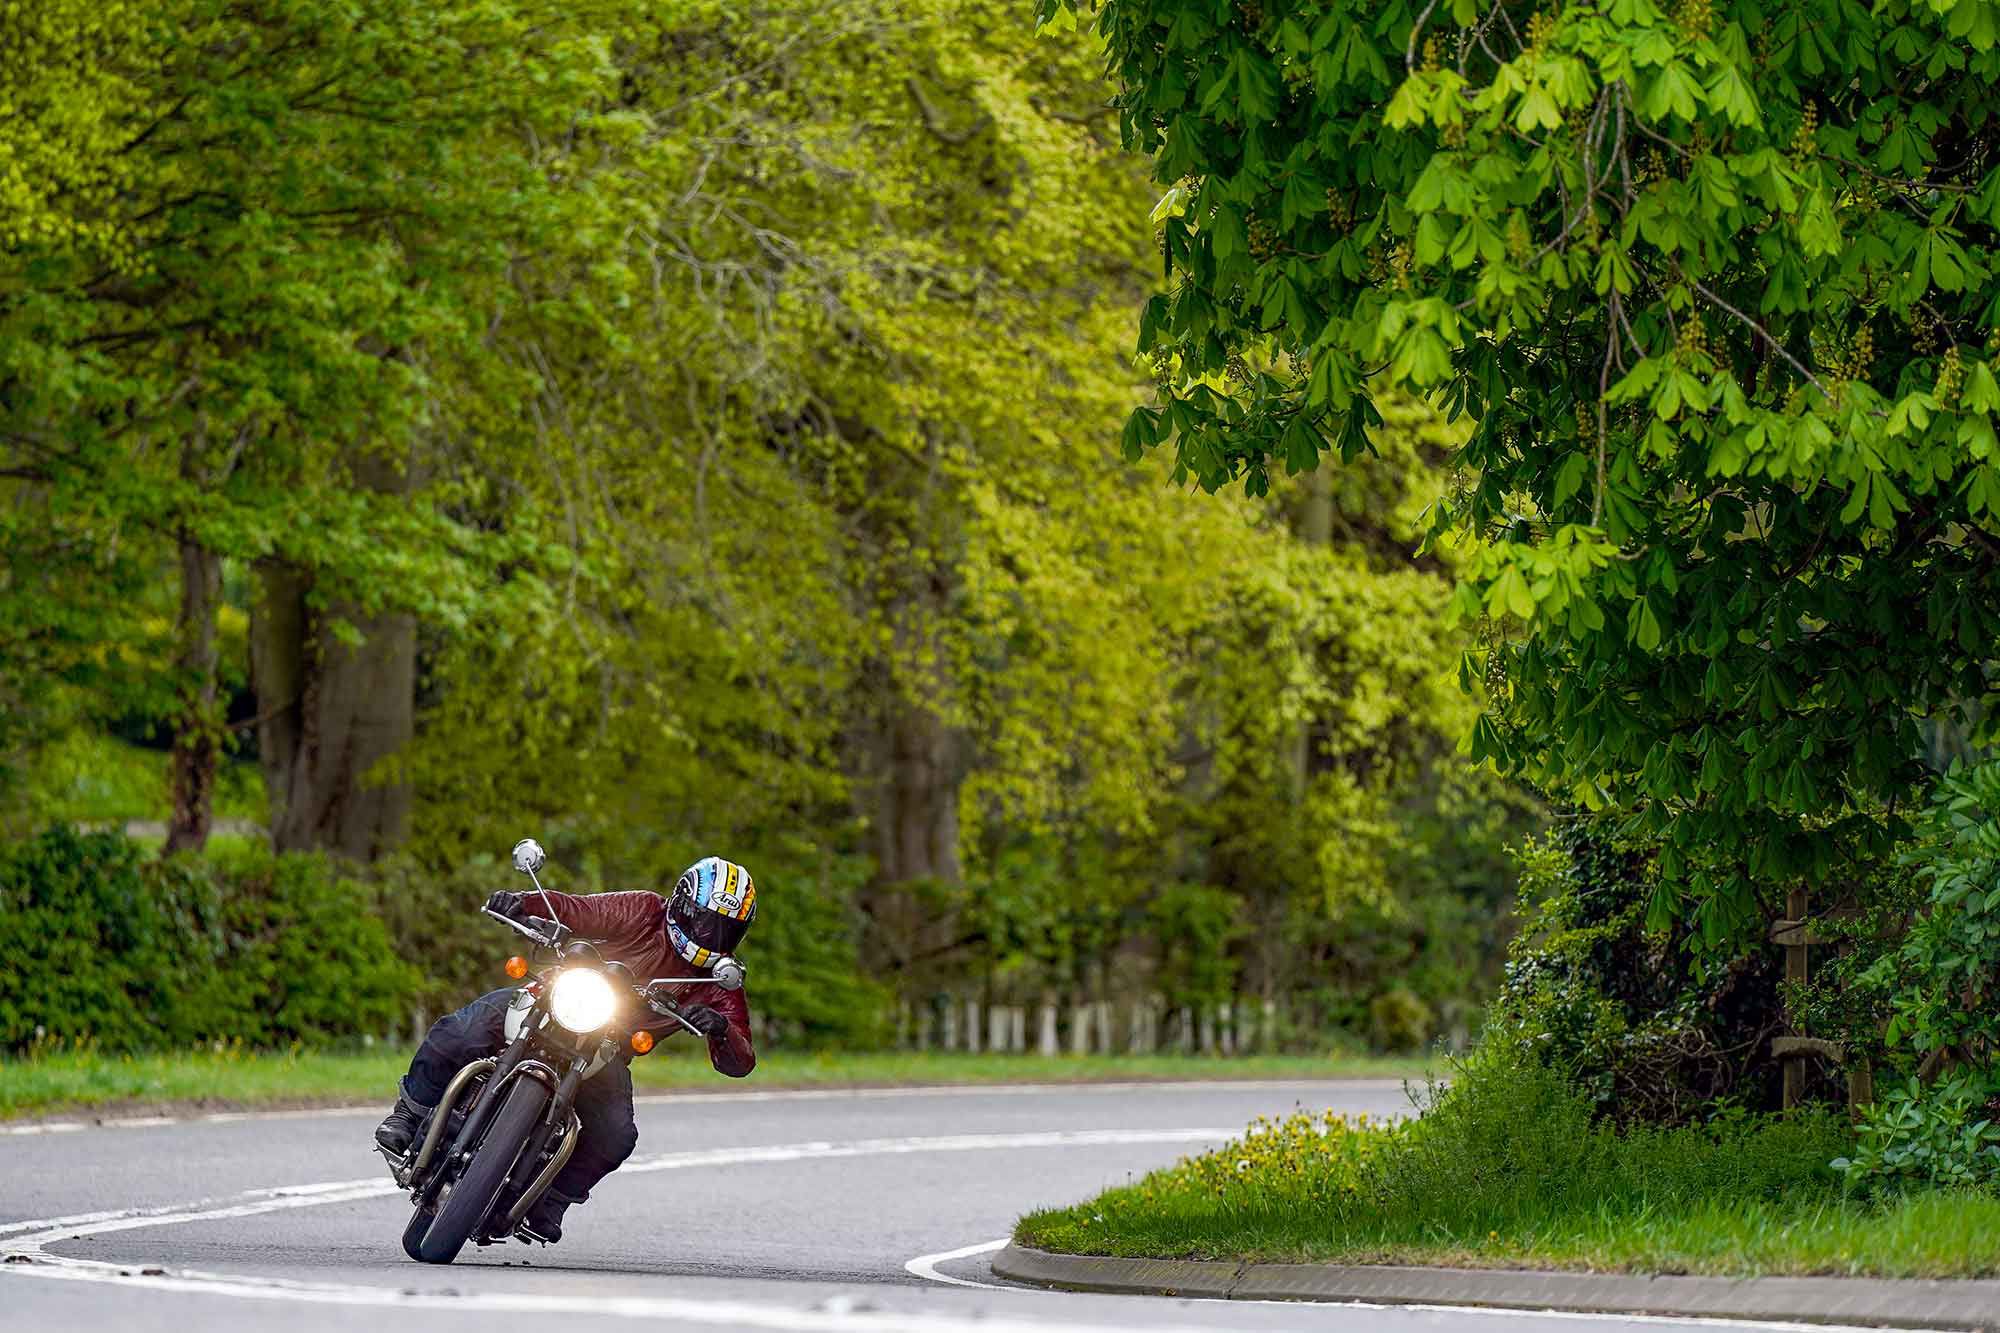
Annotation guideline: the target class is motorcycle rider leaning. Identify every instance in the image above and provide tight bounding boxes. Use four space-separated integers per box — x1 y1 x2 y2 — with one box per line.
375 856 758 1244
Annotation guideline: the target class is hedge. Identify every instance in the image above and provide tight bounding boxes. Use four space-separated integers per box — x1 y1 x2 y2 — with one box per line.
0 825 416 1050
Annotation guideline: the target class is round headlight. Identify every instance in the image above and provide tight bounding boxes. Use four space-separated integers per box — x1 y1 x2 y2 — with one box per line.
548 968 618 1034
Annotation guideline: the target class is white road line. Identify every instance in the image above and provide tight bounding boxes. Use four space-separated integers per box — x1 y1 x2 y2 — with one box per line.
0 1078 1411 1136
902 1242 1887 1332
904 1238 1009 1289
619 1128 1240 1181
4 1121 1848 1333
0 1128 1246 1332
0 1129 1237 1252
0 1130 1235 1253
9 1253 1208 1332
1382 1307 1887 1333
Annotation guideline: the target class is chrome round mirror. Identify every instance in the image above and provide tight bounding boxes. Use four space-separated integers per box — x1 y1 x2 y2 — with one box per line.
511 838 546 875
711 957 745 991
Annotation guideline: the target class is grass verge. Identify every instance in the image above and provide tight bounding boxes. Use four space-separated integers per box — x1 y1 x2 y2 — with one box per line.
1015 1057 2000 1280
0 1045 1427 1120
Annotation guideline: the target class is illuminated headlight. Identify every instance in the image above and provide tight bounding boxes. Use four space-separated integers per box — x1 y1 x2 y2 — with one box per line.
548 969 618 1034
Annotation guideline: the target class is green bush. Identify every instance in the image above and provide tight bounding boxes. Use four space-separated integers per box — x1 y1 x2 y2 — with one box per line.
1491 810 1789 1123
1360 1048 1843 1225
1019 1045 1850 1262
374 835 890 1046
1366 986 1434 1053
1838 762 2000 1190
0 825 416 1050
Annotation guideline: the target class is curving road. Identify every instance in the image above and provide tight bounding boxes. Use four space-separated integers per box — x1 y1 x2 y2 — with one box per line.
1 1080 1863 1333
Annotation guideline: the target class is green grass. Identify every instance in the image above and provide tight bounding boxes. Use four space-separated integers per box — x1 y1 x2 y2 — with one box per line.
14 729 265 828
0 1044 1428 1120
1016 1057 2000 1280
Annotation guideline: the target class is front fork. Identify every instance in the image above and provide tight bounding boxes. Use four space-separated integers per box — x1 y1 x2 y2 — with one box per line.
499 1059 587 1232
406 1013 541 1202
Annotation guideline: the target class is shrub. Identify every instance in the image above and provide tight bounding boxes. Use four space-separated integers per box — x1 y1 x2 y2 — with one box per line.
1491 810 1788 1123
0 825 416 1050
1838 761 2000 1190
373 836 890 1046
1366 986 1434 1053
1019 1046 1849 1260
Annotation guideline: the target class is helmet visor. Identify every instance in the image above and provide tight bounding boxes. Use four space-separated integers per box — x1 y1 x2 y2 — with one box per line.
672 897 751 957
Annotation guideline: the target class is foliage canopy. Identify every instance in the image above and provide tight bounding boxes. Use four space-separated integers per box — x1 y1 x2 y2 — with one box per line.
1051 0 2000 945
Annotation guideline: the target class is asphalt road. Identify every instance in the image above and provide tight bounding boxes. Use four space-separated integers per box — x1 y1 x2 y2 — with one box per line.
0 1079 1866 1333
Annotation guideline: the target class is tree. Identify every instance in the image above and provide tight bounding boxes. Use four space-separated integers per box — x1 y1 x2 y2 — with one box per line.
1 0 617 855
1050 0 2000 945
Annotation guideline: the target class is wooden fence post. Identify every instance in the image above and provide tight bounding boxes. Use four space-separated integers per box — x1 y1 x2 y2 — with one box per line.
1771 893 1877 1112
1780 886 1809 1110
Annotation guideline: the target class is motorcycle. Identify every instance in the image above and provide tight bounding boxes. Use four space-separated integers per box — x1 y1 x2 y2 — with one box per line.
380 837 744 1264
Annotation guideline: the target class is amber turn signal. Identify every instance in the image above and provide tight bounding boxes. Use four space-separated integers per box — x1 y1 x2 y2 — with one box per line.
504 956 528 979
630 1030 655 1055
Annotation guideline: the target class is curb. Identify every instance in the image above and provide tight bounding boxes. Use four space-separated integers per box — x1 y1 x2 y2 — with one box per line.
991 1244 2000 1330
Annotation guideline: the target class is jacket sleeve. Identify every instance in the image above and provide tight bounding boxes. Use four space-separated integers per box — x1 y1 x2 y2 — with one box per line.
702 983 757 1078
522 889 661 942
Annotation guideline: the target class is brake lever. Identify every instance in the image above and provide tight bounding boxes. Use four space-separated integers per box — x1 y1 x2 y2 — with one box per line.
643 991 701 1036
483 906 558 950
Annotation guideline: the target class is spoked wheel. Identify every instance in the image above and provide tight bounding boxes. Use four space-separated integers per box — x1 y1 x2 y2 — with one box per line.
415 1078 548 1264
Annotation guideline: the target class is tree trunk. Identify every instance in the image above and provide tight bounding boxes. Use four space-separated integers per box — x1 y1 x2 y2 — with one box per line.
166 534 224 854
879 696 963 885
252 447 416 862
855 678 966 975
250 560 308 819
256 569 415 860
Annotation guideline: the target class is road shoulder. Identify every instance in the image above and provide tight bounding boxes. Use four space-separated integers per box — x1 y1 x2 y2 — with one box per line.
992 1243 2000 1330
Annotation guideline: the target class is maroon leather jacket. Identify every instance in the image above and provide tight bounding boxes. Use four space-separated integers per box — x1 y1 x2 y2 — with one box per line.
528 888 755 1078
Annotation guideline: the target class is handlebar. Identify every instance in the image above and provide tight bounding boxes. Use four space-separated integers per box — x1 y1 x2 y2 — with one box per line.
647 957 745 992
482 906 564 951
486 904 720 1040
481 903 740 1038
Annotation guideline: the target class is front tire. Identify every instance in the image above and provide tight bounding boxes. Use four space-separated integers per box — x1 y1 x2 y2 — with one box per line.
400 1205 436 1262
414 1078 549 1264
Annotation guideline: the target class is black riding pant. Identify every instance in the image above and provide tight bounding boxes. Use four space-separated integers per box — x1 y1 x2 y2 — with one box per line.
401 988 638 1202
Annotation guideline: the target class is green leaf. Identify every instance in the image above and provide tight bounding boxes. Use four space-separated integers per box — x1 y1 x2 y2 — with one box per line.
1554 450 1590 507
1631 596 1663 651
1487 563 1537 620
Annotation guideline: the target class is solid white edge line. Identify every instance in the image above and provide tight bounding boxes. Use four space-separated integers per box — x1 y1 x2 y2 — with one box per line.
0 1129 1243 1333
904 1238 1009 1290
908 1241 1888 1332
6 1120 1864 1333
0 1077 1417 1135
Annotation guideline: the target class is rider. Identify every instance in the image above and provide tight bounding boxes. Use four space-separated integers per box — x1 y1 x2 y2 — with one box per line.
374 856 758 1243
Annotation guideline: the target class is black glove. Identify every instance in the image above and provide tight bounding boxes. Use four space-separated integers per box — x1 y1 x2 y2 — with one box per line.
681 1003 731 1041
484 890 525 920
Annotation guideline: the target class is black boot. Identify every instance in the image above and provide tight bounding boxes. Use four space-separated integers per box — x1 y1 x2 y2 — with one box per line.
516 1188 580 1245
373 1091 432 1157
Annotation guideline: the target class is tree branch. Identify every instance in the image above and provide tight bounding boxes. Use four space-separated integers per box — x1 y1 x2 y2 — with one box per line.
1688 278 1834 403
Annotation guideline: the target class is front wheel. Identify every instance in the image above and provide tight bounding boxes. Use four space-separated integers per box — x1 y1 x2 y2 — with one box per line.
414 1077 549 1264
400 1204 435 1262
